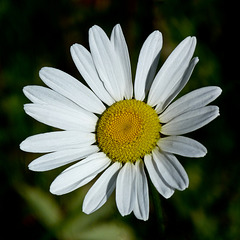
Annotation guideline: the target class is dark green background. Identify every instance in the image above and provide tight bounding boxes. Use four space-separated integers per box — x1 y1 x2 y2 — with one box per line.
1 0 237 239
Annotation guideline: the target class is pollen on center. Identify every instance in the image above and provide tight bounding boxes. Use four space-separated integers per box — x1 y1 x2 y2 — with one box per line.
96 99 161 163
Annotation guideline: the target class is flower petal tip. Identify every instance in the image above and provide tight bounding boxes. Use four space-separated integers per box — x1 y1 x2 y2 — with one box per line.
135 215 149 221
19 139 31 153
28 162 36 172
164 190 175 199
28 161 45 172
200 151 207 158
215 87 223 98
49 184 60 196
195 144 208 158
82 207 91 215
22 86 29 94
193 56 199 63
19 141 25 151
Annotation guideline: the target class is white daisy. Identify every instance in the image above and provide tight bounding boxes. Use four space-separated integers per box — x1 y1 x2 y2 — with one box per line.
20 24 221 221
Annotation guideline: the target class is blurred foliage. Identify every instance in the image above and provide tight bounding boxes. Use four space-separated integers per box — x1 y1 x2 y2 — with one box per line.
1 0 237 239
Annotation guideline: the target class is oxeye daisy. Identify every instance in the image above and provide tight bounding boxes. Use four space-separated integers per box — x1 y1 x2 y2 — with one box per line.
20 24 221 221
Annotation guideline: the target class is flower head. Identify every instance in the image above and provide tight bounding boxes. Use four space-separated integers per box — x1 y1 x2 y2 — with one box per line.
20 24 221 221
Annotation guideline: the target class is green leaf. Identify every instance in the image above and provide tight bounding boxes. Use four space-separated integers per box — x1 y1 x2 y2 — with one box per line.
17 183 62 228
66 221 136 240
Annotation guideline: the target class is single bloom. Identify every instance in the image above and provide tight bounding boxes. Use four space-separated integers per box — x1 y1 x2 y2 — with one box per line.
20 24 221 221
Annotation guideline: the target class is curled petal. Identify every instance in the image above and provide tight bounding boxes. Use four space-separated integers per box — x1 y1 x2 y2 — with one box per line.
50 152 111 195
152 149 189 190
24 103 97 132
133 159 149 221
158 136 207 158
71 44 115 106
111 24 133 99
89 25 125 101
83 162 122 214
20 131 96 153
28 146 99 172
144 154 174 198
161 106 220 135
116 162 136 216
148 37 197 110
39 67 105 114
134 31 163 101
159 86 222 123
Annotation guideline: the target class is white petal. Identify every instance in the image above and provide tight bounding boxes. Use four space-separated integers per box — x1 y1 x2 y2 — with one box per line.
154 57 199 113
116 162 136 216
83 162 122 214
133 159 149 221
24 103 98 132
152 149 189 190
161 106 220 135
70 44 115 106
159 86 222 123
144 154 174 198
89 25 124 101
50 152 111 195
23 85 83 111
111 24 133 99
158 136 207 158
28 146 99 171
134 31 163 101
39 67 105 114
20 131 96 153
148 36 197 109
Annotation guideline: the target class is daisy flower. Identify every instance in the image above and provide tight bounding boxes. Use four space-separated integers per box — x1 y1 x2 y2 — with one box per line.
20 24 221 221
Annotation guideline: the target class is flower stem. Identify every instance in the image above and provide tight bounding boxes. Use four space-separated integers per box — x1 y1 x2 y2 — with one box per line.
150 181 165 238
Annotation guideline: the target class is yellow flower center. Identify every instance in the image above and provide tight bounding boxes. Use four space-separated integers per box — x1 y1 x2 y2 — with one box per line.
96 99 161 163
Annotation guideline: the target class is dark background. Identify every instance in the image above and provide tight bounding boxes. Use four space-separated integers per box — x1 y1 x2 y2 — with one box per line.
1 0 237 239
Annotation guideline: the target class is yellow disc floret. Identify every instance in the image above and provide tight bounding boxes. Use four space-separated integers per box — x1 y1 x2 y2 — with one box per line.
96 99 161 163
